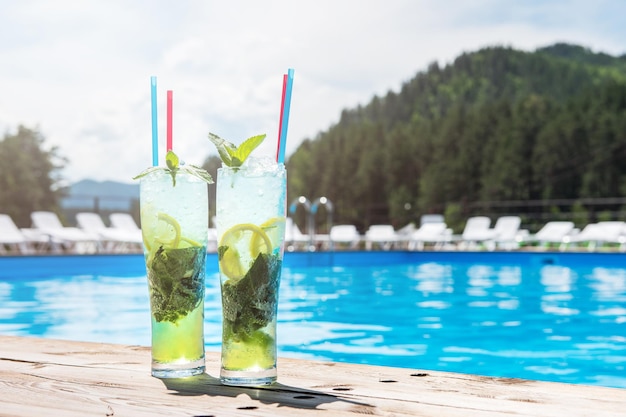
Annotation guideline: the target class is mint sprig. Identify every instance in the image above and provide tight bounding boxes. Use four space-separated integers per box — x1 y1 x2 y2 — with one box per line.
165 151 180 185
221 252 281 337
208 133 266 168
133 150 214 186
147 245 206 323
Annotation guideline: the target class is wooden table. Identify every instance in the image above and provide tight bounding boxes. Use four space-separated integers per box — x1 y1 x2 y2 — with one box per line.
1 335 624 416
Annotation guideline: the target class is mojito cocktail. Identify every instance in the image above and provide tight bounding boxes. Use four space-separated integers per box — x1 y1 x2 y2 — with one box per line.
139 165 209 378
216 156 286 386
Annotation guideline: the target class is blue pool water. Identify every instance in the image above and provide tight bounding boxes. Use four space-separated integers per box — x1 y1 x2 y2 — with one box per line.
0 251 625 388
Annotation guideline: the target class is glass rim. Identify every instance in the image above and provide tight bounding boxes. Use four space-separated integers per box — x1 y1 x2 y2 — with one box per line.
139 167 210 183
217 163 286 175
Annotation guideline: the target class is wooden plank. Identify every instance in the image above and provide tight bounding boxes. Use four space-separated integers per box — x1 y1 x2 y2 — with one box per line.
0 335 624 416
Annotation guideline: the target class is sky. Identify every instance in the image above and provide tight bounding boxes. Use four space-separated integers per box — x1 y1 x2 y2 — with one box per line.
1 0 625 185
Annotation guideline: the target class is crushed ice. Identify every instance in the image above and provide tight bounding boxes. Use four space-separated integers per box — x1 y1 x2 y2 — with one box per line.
243 156 283 176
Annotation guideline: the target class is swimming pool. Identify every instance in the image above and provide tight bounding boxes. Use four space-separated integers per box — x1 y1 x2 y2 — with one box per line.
0 251 624 388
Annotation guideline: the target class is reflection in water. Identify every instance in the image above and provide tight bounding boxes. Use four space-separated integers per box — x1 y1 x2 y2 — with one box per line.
590 267 626 300
0 275 152 345
278 259 625 388
412 262 454 295
0 256 625 388
540 266 580 316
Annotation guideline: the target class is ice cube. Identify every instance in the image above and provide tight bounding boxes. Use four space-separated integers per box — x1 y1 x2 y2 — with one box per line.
244 156 281 176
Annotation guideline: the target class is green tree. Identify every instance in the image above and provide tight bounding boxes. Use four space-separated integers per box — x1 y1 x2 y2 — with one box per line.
578 81 626 198
0 126 66 227
286 43 626 227
531 110 586 200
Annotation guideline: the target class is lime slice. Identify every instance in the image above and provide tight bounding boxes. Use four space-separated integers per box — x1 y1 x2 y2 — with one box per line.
250 217 285 258
156 212 181 247
143 212 181 251
219 223 272 281
179 236 202 248
220 244 245 281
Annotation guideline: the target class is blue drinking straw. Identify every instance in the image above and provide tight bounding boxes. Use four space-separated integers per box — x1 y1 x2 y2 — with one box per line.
150 76 158 166
277 68 295 164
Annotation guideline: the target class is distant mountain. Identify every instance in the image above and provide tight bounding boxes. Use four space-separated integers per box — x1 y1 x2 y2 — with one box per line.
61 179 139 210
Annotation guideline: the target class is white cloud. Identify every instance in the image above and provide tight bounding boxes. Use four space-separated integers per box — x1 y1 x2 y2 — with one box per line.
0 0 624 184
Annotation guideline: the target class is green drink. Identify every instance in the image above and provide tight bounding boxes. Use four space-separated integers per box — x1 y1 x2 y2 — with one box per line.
216 155 286 386
137 158 211 378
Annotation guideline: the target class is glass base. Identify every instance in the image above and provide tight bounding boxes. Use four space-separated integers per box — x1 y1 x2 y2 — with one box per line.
151 359 205 379
220 368 277 387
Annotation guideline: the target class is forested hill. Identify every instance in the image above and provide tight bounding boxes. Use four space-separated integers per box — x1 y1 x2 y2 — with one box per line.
286 43 626 231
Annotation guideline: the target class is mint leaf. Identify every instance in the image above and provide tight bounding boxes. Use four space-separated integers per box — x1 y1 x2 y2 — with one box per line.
133 150 213 186
221 252 281 338
166 150 179 170
208 133 236 166
166 151 179 186
231 134 266 166
208 132 266 167
132 166 161 181
182 164 214 184
147 245 206 323
217 245 228 260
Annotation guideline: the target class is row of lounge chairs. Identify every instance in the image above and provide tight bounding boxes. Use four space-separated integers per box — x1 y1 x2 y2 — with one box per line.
285 216 626 252
0 211 143 254
3 212 626 255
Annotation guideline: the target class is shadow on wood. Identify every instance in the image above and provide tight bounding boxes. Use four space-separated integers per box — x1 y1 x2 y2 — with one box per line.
161 374 374 412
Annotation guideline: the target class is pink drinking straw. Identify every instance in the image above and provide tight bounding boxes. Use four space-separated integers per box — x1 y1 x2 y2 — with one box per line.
166 90 173 152
277 68 294 164
276 74 288 162
150 76 158 166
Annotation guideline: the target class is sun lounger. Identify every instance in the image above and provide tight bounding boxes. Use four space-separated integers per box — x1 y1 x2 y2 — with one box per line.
530 221 575 251
19 228 51 252
485 216 522 251
364 225 401 250
109 213 143 245
408 222 450 250
420 214 445 225
0 214 37 254
458 216 495 250
599 221 626 251
76 212 142 253
394 223 416 249
31 211 100 253
396 223 416 235
329 224 361 249
285 217 310 251
568 221 626 251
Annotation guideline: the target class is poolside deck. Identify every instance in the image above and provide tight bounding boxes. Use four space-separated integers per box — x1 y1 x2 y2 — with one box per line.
1 336 624 416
